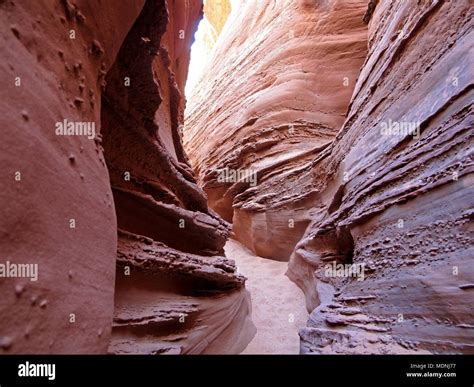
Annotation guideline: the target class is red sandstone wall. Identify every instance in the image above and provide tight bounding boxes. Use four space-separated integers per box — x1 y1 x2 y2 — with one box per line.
185 0 474 354
184 0 369 260
0 0 254 354
0 0 145 353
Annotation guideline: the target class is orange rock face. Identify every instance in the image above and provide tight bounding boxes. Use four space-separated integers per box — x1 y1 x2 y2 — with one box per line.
0 0 472 355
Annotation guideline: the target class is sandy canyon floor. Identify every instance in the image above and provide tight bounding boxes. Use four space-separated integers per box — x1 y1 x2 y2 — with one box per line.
225 239 307 354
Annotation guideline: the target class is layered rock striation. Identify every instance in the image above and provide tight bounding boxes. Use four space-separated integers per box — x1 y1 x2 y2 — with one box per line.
185 0 474 354
102 0 254 354
184 0 369 260
1 0 472 355
0 0 254 354
294 0 474 354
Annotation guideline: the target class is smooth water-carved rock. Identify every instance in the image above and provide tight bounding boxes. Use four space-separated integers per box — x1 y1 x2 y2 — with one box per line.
1 0 472 355
101 0 255 354
184 0 369 261
0 0 254 354
0 0 145 354
185 0 474 354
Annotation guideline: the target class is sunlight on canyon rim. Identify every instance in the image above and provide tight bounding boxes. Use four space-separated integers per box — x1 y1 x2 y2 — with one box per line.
185 0 234 98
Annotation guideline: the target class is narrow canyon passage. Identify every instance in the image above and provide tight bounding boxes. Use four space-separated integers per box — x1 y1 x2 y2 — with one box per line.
1 0 472 356
225 239 307 354
184 0 474 355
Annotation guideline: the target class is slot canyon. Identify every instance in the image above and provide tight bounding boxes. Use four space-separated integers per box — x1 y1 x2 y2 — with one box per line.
0 0 473 356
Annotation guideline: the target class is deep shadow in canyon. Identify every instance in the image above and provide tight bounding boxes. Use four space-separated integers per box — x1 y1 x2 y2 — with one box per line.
100 0 255 354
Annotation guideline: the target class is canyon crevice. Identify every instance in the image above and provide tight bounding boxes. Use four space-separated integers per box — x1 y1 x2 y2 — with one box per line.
0 0 254 354
185 0 474 354
102 0 255 354
0 0 472 355
185 0 369 261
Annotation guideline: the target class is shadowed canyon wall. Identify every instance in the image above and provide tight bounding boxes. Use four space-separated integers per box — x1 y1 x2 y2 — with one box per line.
0 0 254 354
185 0 474 354
0 0 472 355
0 0 144 354
102 0 254 354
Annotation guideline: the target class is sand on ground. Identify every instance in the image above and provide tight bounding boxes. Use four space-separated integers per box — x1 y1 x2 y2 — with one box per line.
225 239 308 354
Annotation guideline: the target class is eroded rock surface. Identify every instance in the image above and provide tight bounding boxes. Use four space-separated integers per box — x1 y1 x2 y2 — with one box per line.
295 0 474 354
101 0 254 354
0 0 254 354
1 0 472 355
185 0 474 354
184 0 369 260
0 0 144 354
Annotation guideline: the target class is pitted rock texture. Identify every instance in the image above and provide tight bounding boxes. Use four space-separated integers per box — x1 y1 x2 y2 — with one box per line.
0 0 144 354
0 0 254 354
184 0 368 261
185 0 473 354
101 0 254 354
111 231 253 354
294 0 474 354
1 0 472 356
